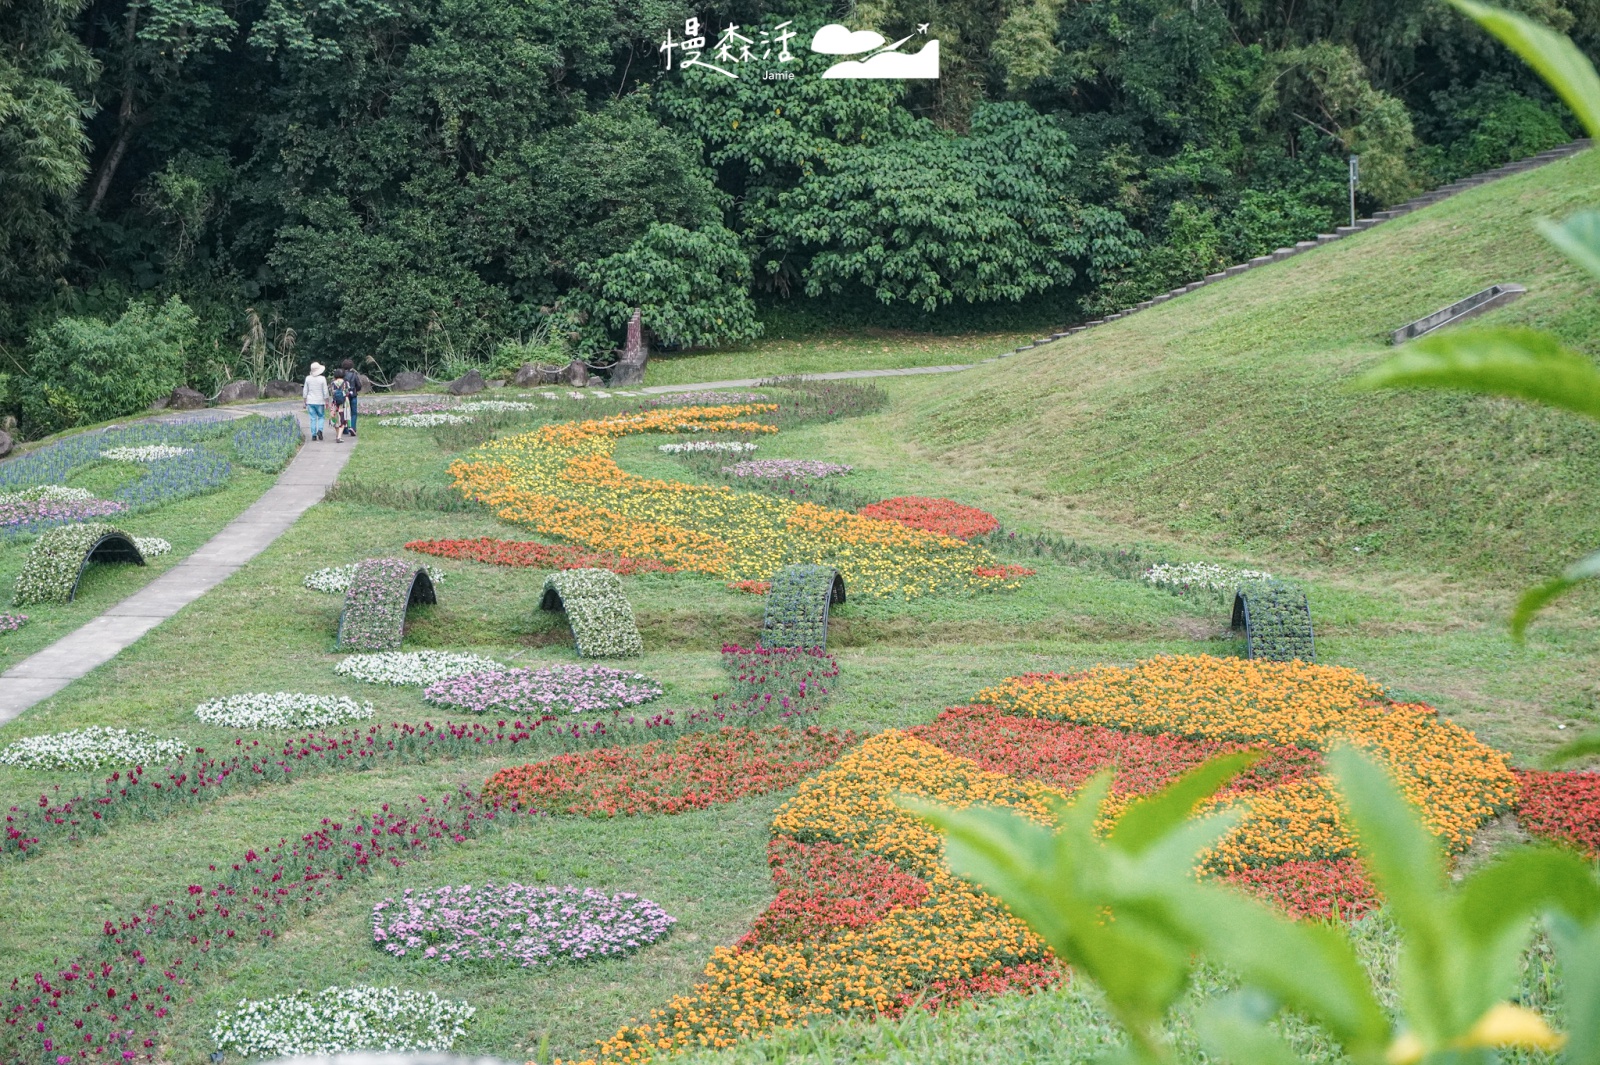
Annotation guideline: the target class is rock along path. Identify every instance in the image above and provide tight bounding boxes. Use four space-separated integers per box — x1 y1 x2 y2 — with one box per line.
0 411 353 724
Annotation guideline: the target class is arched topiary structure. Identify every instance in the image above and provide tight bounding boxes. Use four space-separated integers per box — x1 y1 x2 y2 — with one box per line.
761 565 845 650
13 523 145 606
336 558 437 651
1231 580 1315 662
540 567 643 658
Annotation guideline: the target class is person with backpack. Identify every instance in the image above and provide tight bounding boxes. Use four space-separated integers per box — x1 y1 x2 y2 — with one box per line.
329 369 351 442
303 362 328 441
340 358 361 437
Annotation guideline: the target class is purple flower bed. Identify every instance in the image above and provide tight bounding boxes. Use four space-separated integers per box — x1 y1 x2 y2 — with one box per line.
643 392 767 407
0 497 126 535
336 557 435 650
721 459 853 480
373 884 676 967
364 398 458 415
423 665 663 715
0 613 28 634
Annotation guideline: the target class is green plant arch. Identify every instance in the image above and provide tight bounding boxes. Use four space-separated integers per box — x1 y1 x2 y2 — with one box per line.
1231 580 1316 662
335 559 437 650
761 565 846 650
13 523 146 606
539 568 643 658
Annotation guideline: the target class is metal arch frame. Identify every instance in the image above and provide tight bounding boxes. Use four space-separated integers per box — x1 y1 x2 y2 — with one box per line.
68 532 146 602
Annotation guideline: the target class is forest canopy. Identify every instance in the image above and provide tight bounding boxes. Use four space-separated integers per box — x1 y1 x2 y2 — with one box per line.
0 0 1592 432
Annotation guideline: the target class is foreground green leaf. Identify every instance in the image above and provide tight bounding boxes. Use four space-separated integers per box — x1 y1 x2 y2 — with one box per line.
1357 328 1600 421
1511 548 1600 639
1450 0 1600 140
1537 211 1600 282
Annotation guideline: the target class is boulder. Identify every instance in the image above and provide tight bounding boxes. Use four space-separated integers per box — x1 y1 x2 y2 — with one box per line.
390 370 428 392
265 379 301 398
510 362 542 388
562 359 590 387
0 430 11 458
448 369 486 395
0 414 16 434
167 386 207 410
215 379 262 404
148 395 172 412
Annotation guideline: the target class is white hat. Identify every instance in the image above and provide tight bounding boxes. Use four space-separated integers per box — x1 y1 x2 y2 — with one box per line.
309 362 325 375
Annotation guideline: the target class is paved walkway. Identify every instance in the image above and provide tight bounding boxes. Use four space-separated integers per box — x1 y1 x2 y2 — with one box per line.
0 413 353 724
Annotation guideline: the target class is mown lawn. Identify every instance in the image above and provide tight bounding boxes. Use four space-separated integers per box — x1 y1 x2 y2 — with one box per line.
0 383 1593 1063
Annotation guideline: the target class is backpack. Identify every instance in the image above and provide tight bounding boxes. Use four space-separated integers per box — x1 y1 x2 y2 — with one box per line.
331 383 347 405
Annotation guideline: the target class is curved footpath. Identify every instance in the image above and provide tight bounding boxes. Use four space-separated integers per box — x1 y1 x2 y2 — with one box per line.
0 410 353 723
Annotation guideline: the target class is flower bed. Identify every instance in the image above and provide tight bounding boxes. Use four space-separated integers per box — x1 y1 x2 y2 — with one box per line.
447 404 1024 598
13 522 143 605
714 644 838 720
232 415 303 472
1516 769 1600 858
336 651 505 686
727 580 770 594
457 400 543 413
99 445 194 461
406 537 675 575
337 557 437 650
133 536 172 557
305 562 444 595
541 567 643 658
723 459 852 479
424 664 662 715
858 497 1000 541
0 485 127 537
591 732 1057 1062
975 656 1517 866
195 692 374 729
378 412 472 427
0 612 28 634
481 726 854 817
644 392 768 406
1144 560 1273 593
212 986 474 1058
0 727 187 771
373 884 675 966
364 398 458 415
659 441 758 454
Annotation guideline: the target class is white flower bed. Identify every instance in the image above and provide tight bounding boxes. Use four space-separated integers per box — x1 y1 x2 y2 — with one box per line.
305 563 444 595
375 412 472 427
0 726 187 770
658 441 758 454
1142 561 1274 593
99 445 194 462
336 651 506 686
133 536 172 557
456 400 541 413
0 485 96 505
195 692 375 729
211 986 473 1057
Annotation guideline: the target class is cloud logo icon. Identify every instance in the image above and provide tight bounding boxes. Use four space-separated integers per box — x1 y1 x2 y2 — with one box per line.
810 24 887 55
821 39 939 79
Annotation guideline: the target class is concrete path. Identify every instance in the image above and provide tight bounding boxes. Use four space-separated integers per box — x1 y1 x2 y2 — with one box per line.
0 413 352 724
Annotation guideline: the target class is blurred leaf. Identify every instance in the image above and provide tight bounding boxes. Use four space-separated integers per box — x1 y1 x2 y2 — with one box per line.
1195 993 1310 1065
1512 549 1600 640
1547 913 1600 1065
1357 328 1600 421
1537 211 1600 282
1110 750 1259 855
1545 728 1600 767
1450 0 1600 140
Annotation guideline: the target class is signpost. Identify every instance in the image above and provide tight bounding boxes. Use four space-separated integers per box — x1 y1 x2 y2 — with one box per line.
1349 154 1360 228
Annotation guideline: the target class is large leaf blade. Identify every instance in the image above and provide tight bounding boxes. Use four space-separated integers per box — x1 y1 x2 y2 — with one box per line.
1356 328 1600 422
1110 751 1260 855
1511 548 1600 640
1537 212 1600 282
1450 0 1600 140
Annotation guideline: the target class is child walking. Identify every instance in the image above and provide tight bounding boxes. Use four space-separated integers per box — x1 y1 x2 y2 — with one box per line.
329 369 351 443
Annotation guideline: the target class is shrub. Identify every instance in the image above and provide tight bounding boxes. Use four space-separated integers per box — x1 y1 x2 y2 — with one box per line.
13 522 143 605
541 568 643 658
20 296 197 433
1231 579 1316 661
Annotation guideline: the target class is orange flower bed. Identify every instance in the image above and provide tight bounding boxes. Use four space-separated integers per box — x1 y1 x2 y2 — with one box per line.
857 497 1000 540
405 537 676 574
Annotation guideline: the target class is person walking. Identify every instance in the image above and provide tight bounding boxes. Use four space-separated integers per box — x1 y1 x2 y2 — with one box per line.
340 358 361 437
303 361 328 441
329 369 350 443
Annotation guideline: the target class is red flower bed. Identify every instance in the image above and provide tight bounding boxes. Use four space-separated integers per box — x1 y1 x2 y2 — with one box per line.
909 705 1322 799
889 961 1065 1016
971 564 1037 579
482 726 855 817
1221 859 1380 921
739 837 930 949
405 537 676 574
1517 769 1600 858
727 580 771 594
858 497 1001 541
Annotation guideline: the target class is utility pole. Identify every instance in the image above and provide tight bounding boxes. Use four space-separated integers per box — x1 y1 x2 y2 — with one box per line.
1349 155 1360 228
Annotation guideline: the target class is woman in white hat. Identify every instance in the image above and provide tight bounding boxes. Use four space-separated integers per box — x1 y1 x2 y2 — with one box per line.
303 361 329 441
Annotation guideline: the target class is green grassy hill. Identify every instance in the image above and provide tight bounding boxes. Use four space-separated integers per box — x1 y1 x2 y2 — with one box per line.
897 149 1600 583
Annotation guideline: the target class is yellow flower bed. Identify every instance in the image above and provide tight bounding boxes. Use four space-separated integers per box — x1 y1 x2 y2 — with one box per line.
585 732 1057 1063
448 405 1019 598
977 655 1517 864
